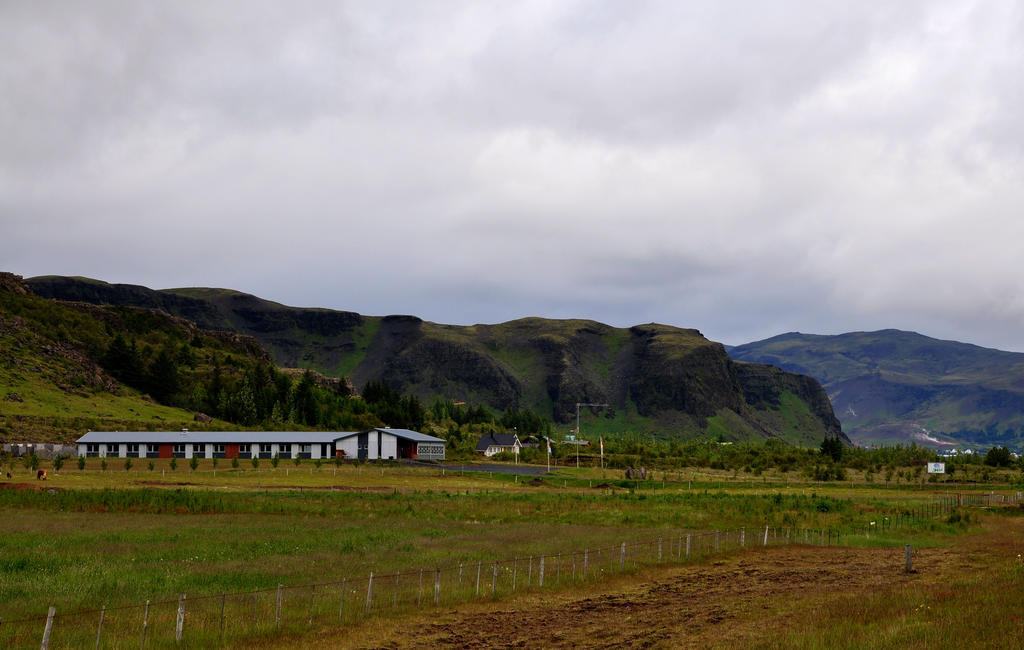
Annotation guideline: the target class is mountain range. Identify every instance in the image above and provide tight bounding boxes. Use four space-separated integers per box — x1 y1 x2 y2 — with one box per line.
20 275 845 446
728 330 1024 450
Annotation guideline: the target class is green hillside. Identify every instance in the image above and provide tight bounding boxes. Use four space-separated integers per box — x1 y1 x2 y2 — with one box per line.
729 330 1024 450
24 275 846 446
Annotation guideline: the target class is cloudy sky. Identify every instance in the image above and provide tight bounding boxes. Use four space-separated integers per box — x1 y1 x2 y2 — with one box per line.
3 1 1023 351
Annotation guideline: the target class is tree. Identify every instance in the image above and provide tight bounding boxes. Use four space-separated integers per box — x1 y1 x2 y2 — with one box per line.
820 436 843 463
146 348 180 403
77 456 86 470
984 446 1014 468
189 456 199 471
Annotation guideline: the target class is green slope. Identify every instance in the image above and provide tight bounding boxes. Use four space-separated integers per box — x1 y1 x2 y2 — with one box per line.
24 274 845 445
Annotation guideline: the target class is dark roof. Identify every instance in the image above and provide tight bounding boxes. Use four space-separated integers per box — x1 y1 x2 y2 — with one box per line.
475 433 520 451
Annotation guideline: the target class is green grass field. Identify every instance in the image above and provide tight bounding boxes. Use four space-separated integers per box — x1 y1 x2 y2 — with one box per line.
0 459 1010 648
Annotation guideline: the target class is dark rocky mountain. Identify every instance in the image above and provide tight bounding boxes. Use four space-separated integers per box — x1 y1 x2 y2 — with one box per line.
729 330 1024 450
27 275 846 445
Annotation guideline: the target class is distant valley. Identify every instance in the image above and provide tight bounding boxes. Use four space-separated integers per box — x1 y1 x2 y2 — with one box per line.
729 330 1024 451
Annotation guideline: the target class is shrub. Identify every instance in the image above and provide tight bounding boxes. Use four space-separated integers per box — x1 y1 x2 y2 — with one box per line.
231 457 239 468
77 456 86 470
293 456 301 467
124 458 133 471
189 456 199 471
251 457 259 468
53 456 64 472
212 457 218 469
24 454 40 471
169 457 177 471
271 453 280 468
147 461 155 471
100 459 108 471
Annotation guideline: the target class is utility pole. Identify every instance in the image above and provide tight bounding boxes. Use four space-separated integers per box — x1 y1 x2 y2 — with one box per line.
575 402 608 469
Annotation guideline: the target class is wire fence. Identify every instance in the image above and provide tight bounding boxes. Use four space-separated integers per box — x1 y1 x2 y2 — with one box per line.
2 492 1015 648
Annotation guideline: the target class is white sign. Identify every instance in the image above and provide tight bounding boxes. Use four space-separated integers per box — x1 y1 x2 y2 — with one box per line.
927 462 946 474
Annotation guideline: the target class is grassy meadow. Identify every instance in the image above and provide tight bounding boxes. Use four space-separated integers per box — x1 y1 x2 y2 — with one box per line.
0 458 1016 647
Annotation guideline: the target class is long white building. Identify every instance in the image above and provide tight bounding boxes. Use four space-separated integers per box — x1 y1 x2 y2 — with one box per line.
76 428 445 461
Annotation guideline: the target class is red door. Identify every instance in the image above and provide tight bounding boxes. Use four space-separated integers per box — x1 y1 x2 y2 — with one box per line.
159 444 172 458
226 444 239 459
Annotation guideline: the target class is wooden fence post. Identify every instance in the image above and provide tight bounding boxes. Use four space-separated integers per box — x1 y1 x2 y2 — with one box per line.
393 574 398 608
528 557 533 586
492 562 498 595
763 525 769 546
715 530 719 553
476 562 482 596
418 569 424 606
686 533 691 559
434 569 441 605
95 605 105 650
584 549 589 579
658 537 663 563
458 564 464 596
219 594 225 644
539 555 546 587
141 600 149 649
41 606 55 650
619 543 626 570
276 584 283 629
339 578 347 620
905 545 913 573
176 593 186 643
309 584 317 626
741 526 745 548
366 573 374 614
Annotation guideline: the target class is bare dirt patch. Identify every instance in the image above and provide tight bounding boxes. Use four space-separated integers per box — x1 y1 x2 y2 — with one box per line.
296 519 1021 650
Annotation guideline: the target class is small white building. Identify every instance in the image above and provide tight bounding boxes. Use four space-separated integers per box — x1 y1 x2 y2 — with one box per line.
76 428 445 461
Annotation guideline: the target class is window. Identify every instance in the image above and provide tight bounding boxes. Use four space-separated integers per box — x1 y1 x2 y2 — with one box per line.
172 444 185 458
238 444 251 459
86 443 100 458
259 444 272 459
299 444 312 459
146 444 159 458
278 444 291 459
321 443 330 458
106 443 120 457
213 444 225 459
192 444 206 459
126 444 139 458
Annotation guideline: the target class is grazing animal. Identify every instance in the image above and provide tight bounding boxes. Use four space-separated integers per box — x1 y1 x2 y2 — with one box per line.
37 469 47 480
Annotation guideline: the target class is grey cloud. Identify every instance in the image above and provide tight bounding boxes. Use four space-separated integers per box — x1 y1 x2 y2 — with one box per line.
3 1 1024 352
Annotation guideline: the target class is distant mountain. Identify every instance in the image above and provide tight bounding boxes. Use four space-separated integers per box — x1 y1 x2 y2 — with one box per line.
729 330 1024 450
26 275 846 445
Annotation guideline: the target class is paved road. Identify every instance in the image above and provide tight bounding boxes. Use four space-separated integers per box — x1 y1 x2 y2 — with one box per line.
403 460 549 476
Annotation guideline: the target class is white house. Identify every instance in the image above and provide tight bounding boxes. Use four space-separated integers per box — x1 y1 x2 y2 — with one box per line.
76 428 445 461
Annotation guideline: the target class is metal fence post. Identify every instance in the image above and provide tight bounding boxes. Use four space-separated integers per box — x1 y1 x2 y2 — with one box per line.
539 555 545 587
434 569 440 605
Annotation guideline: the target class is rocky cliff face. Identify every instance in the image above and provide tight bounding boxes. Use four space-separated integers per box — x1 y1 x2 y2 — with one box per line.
26 275 846 443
